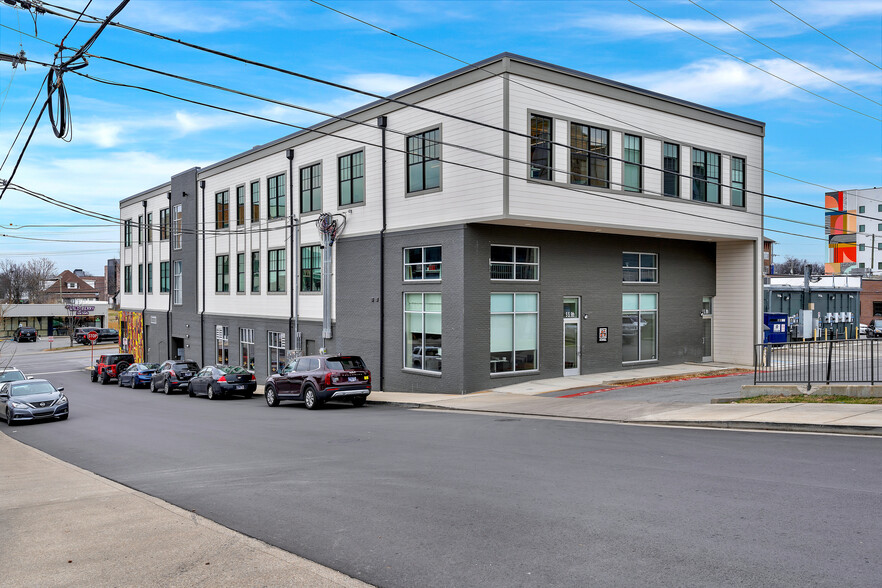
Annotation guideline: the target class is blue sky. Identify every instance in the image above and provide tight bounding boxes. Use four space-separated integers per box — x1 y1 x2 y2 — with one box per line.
0 0 880 274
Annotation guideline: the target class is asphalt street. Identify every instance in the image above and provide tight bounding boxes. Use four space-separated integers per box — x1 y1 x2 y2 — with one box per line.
3 344 882 587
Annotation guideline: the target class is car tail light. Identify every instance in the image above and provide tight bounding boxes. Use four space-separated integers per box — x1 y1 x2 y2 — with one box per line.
250 374 256 381
366 370 371 382
217 375 227 382
324 372 333 386
168 369 177 379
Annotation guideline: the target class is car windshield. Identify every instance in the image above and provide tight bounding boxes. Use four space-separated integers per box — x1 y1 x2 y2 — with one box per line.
20 328 35 333
173 362 199 371
0 371 25 382
138 364 160 370
220 366 250 374
9 381 56 396
326 357 366 370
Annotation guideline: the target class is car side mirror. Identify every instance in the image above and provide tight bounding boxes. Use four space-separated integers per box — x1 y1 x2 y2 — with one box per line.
26 376 33 380
0 393 7 399
57 387 64 392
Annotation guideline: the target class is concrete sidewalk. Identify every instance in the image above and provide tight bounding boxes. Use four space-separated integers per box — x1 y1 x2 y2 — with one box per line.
0 433 369 588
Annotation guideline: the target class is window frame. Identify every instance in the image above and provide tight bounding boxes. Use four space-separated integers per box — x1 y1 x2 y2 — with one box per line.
124 219 132 248
267 173 287 219
662 142 680 197
159 208 170 240
692 148 721 203
236 185 246 226
623 134 642 192
406 126 442 194
299 161 322 214
137 215 143 245
173 261 183 305
338 149 365 207
147 212 153 242
490 292 539 374
236 252 246 293
216 325 229 366
403 246 442 281
240 327 255 370
159 261 170 293
622 293 658 364
731 156 746 208
215 190 229 229
622 252 658 284
490 245 540 281
267 331 286 375
403 292 442 374
147 262 153 293
300 244 322 292
138 263 144 293
529 114 553 181
268 248 286 293
569 122 609 188
251 251 260 293
215 255 230 293
250 180 260 222
124 265 132 293
172 205 183 250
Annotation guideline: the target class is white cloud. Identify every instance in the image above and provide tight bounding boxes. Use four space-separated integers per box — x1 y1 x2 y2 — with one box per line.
339 73 429 96
622 57 880 106
565 14 736 38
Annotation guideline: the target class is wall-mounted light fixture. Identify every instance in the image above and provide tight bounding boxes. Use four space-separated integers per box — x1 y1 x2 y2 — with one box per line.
199 180 206 189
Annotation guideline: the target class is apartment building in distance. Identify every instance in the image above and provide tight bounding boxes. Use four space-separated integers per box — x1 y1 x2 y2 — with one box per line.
825 187 882 275
119 53 764 394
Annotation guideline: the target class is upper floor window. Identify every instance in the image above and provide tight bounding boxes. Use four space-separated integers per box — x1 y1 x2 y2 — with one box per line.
407 128 441 193
124 219 132 247
237 253 246 292
215 255 229 293
147 212 153 242
124 265 132 293
147 262 153 293
404 246 442 280
251 251 260 293
530 115 552 181
623 134 642 192
570 123 609 188
490 245 538 280
216 190 229 229
663 143 679 197
300 245 321 292
692 149 720 203
236 186 245 225
250 181 260 222
300 163 322 214
731 157 745 207
859 205 866 213
268 173 286 219
623 252 657 283
159 208 170 240
339 151 364 206
137 215 143 244
173 261 183 304
172 204 183 250
268 248 286 292
159 261 170 293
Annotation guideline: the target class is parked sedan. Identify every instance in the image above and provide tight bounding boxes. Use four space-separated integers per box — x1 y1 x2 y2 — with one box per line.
118 363 160 389
0 368 28 383
150 360 201 394
188 365 256 399
264 355 371 410
1 379 68 425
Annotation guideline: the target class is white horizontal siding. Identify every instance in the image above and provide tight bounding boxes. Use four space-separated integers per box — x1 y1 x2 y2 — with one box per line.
714 240 760 364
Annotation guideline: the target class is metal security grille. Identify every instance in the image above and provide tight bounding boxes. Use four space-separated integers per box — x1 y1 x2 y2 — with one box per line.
754 340 882 389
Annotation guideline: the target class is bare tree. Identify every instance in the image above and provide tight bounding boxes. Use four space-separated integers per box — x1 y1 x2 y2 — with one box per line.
0 260 27 303
776 257 825 275
24 258 57 303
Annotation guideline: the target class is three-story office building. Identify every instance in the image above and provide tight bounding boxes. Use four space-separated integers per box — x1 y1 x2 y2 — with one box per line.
119 53 764 394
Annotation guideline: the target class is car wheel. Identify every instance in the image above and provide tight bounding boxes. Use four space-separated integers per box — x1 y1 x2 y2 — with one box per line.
188 384 195 398
207 385 216 400
101 372 109 385
118 377 125 387
164 380 172 395
265 386 279 407
59 414 68 421
91 371 97 383
131 377 137 389
6 410 14 426
351 396 366 407
303 386 320 410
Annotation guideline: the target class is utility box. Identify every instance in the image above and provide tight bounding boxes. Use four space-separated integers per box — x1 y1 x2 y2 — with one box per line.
764 313 789 344
797 309 814 339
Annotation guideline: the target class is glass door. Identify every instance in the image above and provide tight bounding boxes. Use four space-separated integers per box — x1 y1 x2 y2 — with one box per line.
702 296 713 362
563 297 580 376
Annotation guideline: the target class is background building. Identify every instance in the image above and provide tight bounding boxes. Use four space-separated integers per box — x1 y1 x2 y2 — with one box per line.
119 53 764 393
825 187 882 274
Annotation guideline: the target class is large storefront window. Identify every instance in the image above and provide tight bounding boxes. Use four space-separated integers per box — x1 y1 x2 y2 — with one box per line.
240 328 254 370
404 293 442 372
268 331 286 375
216 326 229 365
490 293 538 373
623 293 657 363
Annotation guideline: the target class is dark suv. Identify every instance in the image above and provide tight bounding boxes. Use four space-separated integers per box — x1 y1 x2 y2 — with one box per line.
75 328 119 345
91 353 136 385
264 355 371 409
13 327 37 342
150 360 201 394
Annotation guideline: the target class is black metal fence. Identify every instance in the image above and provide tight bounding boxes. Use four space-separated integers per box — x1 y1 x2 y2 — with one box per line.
754 339 881 389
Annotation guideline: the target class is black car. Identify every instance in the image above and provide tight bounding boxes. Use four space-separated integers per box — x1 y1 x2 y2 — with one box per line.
118 363 160 389
1 379 68 425
75 328 119 345
12 327 37 342
150 360 201 394
188 365 256 399
264 355 371 409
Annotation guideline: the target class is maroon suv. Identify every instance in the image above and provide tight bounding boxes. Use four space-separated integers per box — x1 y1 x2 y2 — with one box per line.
264 355 371 409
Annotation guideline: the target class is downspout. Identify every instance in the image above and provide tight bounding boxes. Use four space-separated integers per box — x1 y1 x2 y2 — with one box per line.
142 199 148 362
166 191 172 360
286 148 297 354
377 115 387 390
200 179 206 367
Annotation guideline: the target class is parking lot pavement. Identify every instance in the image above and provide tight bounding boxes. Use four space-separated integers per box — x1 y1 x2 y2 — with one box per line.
0 432 370 588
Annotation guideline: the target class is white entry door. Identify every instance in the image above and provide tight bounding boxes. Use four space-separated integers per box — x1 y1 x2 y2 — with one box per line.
563 297 580 376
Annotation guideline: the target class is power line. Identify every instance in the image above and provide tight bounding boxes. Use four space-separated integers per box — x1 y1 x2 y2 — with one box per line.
32 0 837 192
0 233 118 243
687 0 880 107
625 0 881 122
769 0 882 71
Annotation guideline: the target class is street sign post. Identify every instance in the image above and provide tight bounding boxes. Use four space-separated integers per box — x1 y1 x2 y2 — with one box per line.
88 330 99 364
